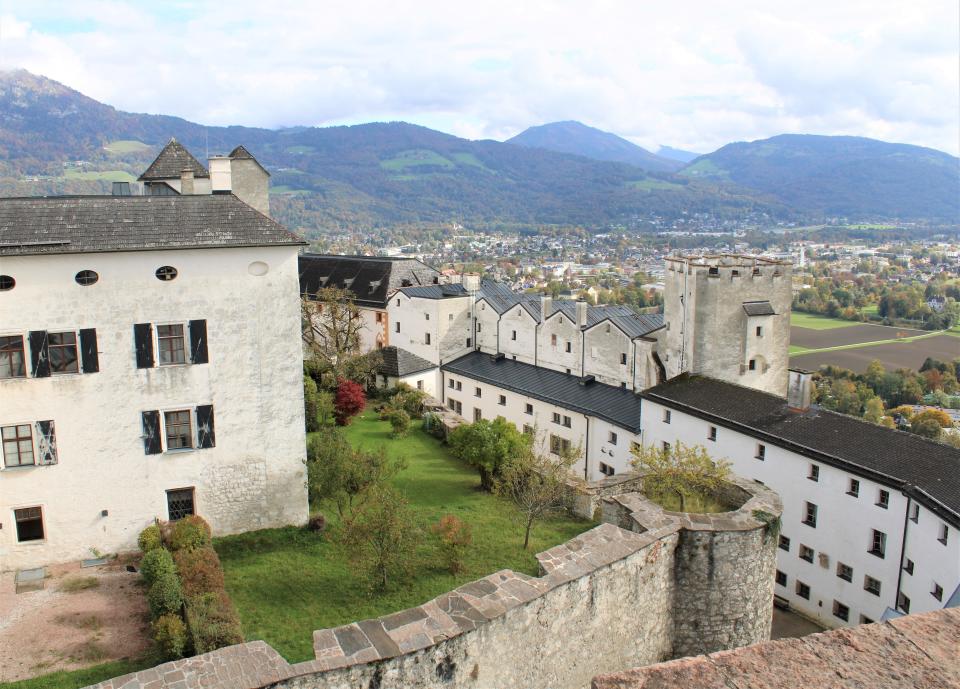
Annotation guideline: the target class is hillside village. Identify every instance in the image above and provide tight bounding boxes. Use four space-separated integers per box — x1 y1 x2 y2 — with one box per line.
0 140 958 689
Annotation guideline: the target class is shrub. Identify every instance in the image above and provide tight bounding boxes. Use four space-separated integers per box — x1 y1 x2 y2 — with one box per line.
173 547 225 598
140 547 176 588
334 378 366 425
153 613 187 660
185 592 244 655
389 409 411 438
138 524 163 553
431 514 472 574
148 570 183 619
308 514 327 533
304 374 321 433
169 515 212 552
390 384 427 418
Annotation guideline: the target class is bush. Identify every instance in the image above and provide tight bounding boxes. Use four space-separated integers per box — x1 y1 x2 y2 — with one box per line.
432 514 472 574
140 547 176 588
185 592 244 655
148 570 184 619
389 384 427 418
334 378 366 425
304 374 321 433
138 524 163 553
153 613 187 660
173 547 225 598
169 515 212 552
388 409 411 438
308 514 327 533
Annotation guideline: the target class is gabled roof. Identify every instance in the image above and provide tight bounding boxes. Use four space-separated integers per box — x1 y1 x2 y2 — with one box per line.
298 254 440 307
442 351 643 432
228 145 270 176
584 306 664 339
743 301 776 316
378 346 437 378
0 195 304 256
138 139 210 181
642 374 960 528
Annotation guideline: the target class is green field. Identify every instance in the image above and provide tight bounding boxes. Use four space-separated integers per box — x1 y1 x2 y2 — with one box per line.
380 149 455 171
449 152 490 170
790 312 861 330
103 140 152 155
216 413 592 662
270 185 312 195
285 145 316 154
63 169 136 183
627 178 684 192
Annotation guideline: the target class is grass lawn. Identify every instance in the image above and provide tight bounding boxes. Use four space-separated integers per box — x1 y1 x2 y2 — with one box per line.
790 312 860 330
63 169 136 183
789 345 810 355
380 149 455 171
0 658 153 689
215 413 593 663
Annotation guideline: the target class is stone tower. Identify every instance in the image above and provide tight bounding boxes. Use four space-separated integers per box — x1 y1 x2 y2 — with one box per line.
209 146 271 217
662 254 792 396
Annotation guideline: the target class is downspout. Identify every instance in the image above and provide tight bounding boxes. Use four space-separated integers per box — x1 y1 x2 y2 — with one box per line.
895 491 913 612
631 338 638 391
580 329 586 377
441 370 446 405
582 413 591 481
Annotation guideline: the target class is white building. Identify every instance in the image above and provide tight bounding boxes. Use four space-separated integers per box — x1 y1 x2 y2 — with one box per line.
0 192 309 570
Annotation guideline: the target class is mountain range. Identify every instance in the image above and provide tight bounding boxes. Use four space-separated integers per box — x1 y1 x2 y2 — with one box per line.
0 69 955 233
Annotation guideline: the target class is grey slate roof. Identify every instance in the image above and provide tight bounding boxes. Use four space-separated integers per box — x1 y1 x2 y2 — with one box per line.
400 284 469 299
742 301 776 316
442 351 643 432
228 145 270 176
378 346 437 378
299 254 440 307
0 195 304 256
642 375 960 527
138 139 210 180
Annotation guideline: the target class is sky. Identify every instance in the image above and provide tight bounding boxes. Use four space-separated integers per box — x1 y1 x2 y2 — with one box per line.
0 1 957 155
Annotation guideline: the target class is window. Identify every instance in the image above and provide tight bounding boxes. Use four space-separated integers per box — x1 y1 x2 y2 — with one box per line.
756 326 763 337
848 478 860 497
466 338 472 348
553 412 561 424
732 270 740 278
166 488 195 521
897 593 910 613
475 387 481 398
157 324 186 365
832 601 849 622
909 503 919 522
14 506 44 542
932 583 944 601
498 395 506 406
756 444 765 460
425 333 431 345
424 313 430 321
803 502 818 528
869 530 886 558
551 334 557 347
473 408 482 422
562 415 571 428
799 544 814 562
938 524 949 545
2 424 34 467
0 275 14 291
448 314 453 321
599 462 615 477
456 381 462 391
707 426 717 441
904 559 914 575
396 298 400 306
48 332 79 374
808 464 820 482
565 341 572 353
837 562 853 582
662 441 671 454
395 322 400 333
795 581 810 600
620 353 627 365
449 379 455 389
748 358 756 371
511 330 517 341
566 368 571 374
550 435 571 455
876 489 889 508
75 270 99 286
630 441 640 454
608 431 617 445
416 380 423 391
662 409 671 424
525 403 533 415
522 424 533 435
477 323 481 332
621 382 627 389
155 265 178 281
0 335 26 378
863 575 881 596
779 535 791 551
775 570 787 587
164 410 193 450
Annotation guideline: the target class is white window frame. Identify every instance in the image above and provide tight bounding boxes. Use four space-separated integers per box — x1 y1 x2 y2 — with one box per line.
156 321 189 367
161 406 197 453
2 421 36 468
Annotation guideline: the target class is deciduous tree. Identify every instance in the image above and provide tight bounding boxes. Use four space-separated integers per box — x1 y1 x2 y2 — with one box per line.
448 417 532 491
302 286 381 388
343 485 417 591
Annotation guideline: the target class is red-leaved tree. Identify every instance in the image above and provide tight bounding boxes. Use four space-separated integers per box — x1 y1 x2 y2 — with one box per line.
334 378 366 425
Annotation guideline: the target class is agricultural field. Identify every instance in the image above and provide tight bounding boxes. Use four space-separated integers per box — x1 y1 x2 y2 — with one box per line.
103 140 152 155
63 169 136 183
791 323 926 350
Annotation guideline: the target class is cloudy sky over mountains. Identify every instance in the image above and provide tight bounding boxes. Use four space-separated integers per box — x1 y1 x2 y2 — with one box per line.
1 0 957 154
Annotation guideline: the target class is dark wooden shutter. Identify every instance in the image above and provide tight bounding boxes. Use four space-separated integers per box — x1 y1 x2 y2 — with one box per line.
79 328 99 373
134 323 154 368
196 404 216 449
28 330 50 378
36 420 58 465
142 410 162 455
189 319 208 364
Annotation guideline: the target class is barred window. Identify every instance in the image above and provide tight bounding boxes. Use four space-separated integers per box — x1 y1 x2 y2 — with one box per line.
166 488 195 521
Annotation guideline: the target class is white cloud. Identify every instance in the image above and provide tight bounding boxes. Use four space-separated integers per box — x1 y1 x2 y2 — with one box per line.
0 0 956 154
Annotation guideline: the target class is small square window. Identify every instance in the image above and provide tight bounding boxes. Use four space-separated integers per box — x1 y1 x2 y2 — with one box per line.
708 426 717 441
620 353 627 365
473 408 482 422
425 333 431 345
756 444 765 460
498 395 506 406
869 530 886 558
608 431 618 445
938 524 949 545
876 490 889 508
565 342 572 353
837 562 853 582
848 478 860 497
779 535 791 551
456 381 462 391
475 387 481 398
663 409 671 424
756 326 763 337
166 488 195 521
909 503 919 522
932 583 944 601
897 592 910 613
599 462 615 477
864 575 882 596
748 358 756 371
395 322 400 333
808 464 819 482
425 313 430 321
553 412 561 424
795 581 810 600
525 403 533 415
799 544 814 562
164 410 193 450
775 570 787 587
832 600 849 622
14 506 44 542
803 502 818 528
511 330 517 341
562 415 571 428
904 559 914 575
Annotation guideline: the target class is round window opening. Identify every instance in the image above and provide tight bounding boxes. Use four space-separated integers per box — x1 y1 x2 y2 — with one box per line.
0 275 14 291
75 269 99 286
155 266 178 281
247 261 269 276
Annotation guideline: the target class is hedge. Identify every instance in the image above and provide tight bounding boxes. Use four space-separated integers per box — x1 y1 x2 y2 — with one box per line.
169 515 213 552
140 547 176 588
185 591 244 654
173 546 226 598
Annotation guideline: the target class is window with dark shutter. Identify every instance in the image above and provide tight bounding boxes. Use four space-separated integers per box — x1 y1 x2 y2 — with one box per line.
189 320 208 364
142 410 162 454
196 405 216 449
28 330 50 378
79 328 99 373
134 323 154 368
35 420 58 465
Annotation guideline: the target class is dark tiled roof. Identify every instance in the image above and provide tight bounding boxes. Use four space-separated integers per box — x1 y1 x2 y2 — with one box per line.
378 346 437 378
138 139 210 180
0 195 304 256
298 254 440 308
642 375 960 527
743 300 776 316
585 306 664 338
442 351 642 432
400 284 468 299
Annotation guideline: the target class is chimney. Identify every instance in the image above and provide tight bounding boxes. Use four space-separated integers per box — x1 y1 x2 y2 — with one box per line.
180 168 195 195
209 156 232 194
462 273 480 292
576 300 588 329
787 369 813 411
541 294 553 320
